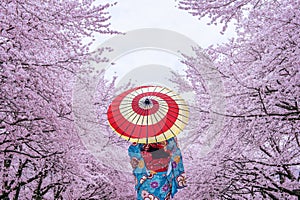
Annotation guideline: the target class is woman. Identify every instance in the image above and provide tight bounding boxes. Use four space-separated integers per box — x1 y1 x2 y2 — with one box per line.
128 137 186 200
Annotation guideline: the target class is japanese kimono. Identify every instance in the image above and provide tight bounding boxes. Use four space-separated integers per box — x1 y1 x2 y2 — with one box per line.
128 137 186 200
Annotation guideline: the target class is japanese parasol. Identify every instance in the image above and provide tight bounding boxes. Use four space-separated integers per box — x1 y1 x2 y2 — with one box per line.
107 85 189 143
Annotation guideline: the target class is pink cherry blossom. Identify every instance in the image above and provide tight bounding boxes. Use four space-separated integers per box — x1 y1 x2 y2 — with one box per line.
176 0 300 199
0 0 119 199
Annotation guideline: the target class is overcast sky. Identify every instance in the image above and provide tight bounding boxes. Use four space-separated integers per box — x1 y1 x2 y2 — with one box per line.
91 0 236 85
95 0 235 47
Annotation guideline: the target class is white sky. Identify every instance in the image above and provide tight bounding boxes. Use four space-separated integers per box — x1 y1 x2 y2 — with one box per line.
91 0 236 85
94 0 236 48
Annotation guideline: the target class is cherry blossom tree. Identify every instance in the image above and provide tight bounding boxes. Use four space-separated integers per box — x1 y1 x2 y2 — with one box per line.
0 0 119 199
177 0 300 199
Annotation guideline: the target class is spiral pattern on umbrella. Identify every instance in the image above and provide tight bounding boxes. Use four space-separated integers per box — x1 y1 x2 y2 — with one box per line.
107 86 189 143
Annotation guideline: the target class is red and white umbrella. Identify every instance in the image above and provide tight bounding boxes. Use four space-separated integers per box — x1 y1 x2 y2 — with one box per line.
107 85 189 143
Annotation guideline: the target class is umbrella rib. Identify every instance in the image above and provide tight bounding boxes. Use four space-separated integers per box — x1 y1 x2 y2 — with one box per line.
157 101 188 107
107 106 136 121
151 109 168 142
151 95 186 103
154 98 187 104
159 103 189 113
109 109 136 128
158 104 189 120
109 99 139 103
148 85 158 102
109 111 136 144
118 111 138 136
159 87 172 95
154 107 177 138
110 103 133 112
146 108 148 144
149 110 158 143
148 86 176 99
130 114 143 142
138 100 145 109
154 91 180 99
155 99 186 104
127 104 146 142
124 89 141 101
138 107 146 144
156 86 166 94
156 104 187 132
126 111 141 142
159 103 188 112
110 98 146 116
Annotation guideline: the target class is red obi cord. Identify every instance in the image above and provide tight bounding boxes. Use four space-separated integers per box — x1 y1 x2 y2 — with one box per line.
141 143 171 172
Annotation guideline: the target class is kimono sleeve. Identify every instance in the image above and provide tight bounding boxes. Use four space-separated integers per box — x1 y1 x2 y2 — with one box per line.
128 143 148 191
167 138 187 197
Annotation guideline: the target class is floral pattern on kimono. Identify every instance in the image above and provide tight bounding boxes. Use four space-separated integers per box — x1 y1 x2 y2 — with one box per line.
128 137 186 200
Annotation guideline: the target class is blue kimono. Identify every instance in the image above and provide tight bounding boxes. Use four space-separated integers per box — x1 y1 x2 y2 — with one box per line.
128 138 186 200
